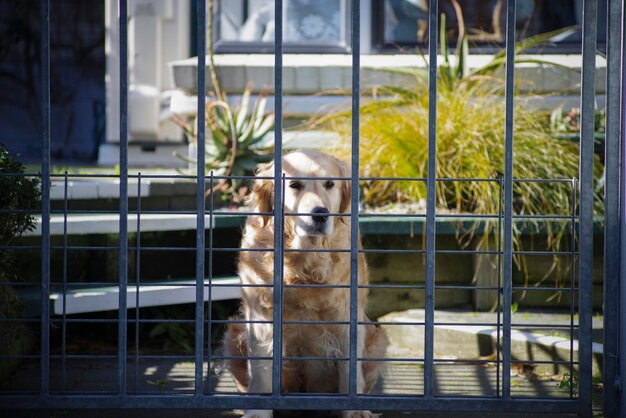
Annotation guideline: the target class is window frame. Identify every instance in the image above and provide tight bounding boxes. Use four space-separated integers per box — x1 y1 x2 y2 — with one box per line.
213 0 353 54
371 0 606 55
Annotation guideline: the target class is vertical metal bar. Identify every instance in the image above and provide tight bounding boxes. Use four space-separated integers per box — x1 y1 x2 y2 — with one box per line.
206 171 215 393
620 16 626 413
195 0 207 396
604 0 623 414
134 173 142 393
496 177 503 397
39 0 50 397
579 0 598 415
348 0 360 397
424 0 438 399
272 0 284 396
569 178 577 399
501 0 516 399
62 172 69 392
118 0 129 396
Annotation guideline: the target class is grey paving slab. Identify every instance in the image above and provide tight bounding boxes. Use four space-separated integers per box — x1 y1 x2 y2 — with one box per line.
4 359 573 410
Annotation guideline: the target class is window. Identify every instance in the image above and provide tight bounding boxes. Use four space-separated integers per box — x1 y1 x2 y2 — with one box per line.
374 0 607 53
216 0 350 53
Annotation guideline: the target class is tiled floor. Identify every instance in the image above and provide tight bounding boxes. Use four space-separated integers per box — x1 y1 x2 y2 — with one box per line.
6 358 571 401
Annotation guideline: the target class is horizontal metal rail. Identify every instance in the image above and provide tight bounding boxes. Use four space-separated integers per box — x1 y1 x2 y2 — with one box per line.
0 396 582 412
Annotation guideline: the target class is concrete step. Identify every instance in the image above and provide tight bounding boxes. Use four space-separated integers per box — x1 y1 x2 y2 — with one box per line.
380 309 603 375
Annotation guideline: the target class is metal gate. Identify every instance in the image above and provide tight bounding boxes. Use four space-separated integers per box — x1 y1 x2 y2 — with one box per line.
0 0 623 416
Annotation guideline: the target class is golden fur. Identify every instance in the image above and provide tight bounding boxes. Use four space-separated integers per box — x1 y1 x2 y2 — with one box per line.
223 150 387 418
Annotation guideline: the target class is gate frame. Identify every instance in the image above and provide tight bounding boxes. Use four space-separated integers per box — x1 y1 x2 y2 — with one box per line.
0 0 622 416
603 1 623 417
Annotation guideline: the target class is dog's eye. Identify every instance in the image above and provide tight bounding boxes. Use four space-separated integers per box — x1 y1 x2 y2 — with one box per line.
324 180 335 189
289 181 303 191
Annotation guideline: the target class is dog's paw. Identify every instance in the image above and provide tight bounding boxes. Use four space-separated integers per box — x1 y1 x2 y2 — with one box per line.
241 410 273 418
342 411 380 418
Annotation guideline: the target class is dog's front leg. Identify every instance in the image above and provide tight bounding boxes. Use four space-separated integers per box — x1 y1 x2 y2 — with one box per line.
243 322 274 418
338 325 379 418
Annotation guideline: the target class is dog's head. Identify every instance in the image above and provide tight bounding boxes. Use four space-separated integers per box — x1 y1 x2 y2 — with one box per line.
251 150 350 237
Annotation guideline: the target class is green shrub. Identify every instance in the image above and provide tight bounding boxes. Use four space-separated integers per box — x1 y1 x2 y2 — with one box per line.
173 84 275 194
0 145 40 248
0 144 40 379
308 25 604 294
0 144 40 284
328 80 604 215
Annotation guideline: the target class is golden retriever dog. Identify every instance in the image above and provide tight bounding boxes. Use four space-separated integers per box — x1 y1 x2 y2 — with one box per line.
223 150 388 418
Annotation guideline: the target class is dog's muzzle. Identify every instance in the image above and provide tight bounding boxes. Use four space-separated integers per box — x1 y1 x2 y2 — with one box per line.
311 207 330 225
296 206 331 236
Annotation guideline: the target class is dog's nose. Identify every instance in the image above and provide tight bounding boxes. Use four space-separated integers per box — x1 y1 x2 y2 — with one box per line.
311 207 329 224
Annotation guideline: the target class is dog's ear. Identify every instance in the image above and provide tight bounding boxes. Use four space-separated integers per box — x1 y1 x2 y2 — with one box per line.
337 158 352 214
251 161 275 226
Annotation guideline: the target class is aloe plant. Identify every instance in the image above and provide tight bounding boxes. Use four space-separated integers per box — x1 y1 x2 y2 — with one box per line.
173 84 275 191
172 0 274 195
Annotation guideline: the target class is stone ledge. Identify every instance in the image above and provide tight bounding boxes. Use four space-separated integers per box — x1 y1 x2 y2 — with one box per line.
381 309 603 375
49 177 198 201
50 277 241 315
16 277 241 317
25 213 217 236
169 54 607 96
